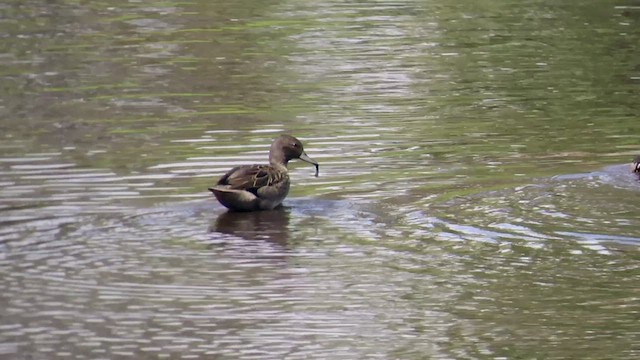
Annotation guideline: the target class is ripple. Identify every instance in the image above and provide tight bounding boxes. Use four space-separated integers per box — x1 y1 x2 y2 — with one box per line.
403 166 640 253
11 163 76 170
0 197 411 359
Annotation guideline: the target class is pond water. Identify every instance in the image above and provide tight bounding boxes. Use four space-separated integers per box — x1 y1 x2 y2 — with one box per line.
1 0 639 359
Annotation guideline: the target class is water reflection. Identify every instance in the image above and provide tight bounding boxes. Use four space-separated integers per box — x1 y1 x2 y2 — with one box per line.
210 208 290 245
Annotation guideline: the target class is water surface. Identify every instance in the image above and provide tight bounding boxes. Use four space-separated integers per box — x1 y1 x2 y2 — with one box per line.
1 0 639 359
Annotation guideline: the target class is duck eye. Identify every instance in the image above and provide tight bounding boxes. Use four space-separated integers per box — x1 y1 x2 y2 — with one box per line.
292 142 299 148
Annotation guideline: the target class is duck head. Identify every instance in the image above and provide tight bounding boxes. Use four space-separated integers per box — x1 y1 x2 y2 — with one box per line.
270 135 319 176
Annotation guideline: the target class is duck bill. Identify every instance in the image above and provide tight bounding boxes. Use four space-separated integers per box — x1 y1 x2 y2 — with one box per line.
299 152 319 177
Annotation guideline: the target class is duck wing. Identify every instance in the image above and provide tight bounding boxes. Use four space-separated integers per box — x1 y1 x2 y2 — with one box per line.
217 165 286 195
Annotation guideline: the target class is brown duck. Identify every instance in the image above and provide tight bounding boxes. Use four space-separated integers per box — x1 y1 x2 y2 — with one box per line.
209 135 319 211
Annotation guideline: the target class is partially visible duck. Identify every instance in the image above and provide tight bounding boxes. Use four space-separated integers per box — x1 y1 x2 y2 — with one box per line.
633 155 640 173
209 135 318 211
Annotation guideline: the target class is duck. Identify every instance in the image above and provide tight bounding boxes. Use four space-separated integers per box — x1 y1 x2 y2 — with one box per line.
208 135 319 211
633 155 640 173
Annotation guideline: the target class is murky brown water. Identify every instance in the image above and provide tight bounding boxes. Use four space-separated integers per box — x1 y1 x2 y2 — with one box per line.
1 0 639 359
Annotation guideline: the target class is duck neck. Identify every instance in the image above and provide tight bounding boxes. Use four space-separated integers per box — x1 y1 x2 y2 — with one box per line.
269 152 289 170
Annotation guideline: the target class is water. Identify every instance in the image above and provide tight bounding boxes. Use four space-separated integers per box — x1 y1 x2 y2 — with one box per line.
1 0 639 359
